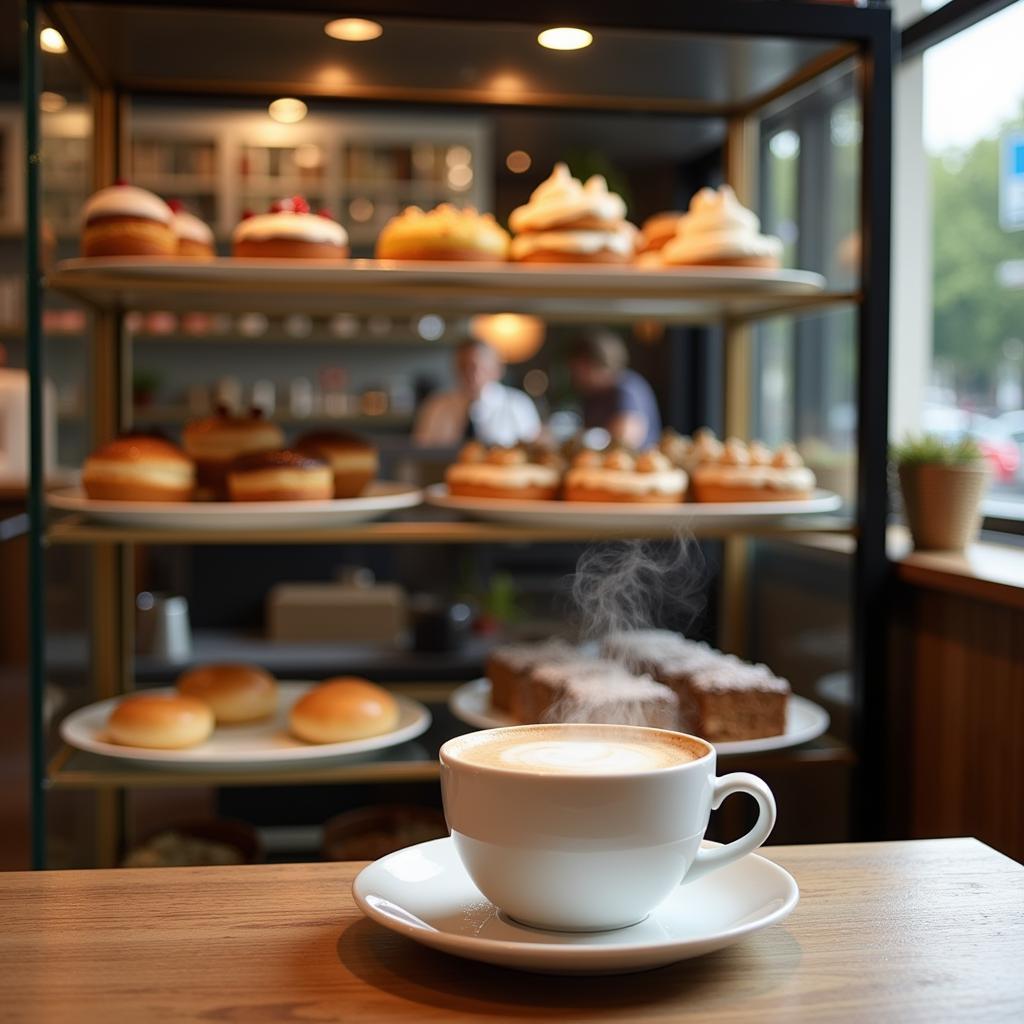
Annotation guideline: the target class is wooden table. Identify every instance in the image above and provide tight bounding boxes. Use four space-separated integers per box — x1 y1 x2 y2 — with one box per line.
1 838 1021 1023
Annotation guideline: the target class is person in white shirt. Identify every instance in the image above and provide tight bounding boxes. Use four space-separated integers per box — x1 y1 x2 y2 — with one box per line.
413 339 541 447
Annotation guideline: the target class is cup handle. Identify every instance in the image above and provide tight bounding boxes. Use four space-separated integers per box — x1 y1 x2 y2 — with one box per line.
683 772 776 885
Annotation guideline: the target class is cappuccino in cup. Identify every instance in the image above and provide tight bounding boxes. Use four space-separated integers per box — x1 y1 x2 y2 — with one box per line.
453 726 701 774
440 723 775 932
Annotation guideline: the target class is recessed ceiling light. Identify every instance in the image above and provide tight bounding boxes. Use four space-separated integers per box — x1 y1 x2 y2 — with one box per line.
325 18 383 42
537 27 592 51
40 91 67 113
268 97 308 124
506 150 531 173
40 27 67 54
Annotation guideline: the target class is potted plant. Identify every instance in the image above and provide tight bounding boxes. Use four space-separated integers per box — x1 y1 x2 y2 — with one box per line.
892 434 990 551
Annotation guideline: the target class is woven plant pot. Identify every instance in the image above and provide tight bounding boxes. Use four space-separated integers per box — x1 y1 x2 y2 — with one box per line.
898 462 989 551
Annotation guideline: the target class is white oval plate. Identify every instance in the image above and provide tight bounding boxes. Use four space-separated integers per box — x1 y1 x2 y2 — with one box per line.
60 683 431 770
54 257 826 297
426 484 841 529
353 836 799 975
449 678 830 756
48 481 422 530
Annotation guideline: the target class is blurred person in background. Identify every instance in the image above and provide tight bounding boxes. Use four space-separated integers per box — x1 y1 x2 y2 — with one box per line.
567 330 661 450
413 338 541 447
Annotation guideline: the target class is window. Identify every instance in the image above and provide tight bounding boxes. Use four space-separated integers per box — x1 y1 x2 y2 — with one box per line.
897 1 1024 516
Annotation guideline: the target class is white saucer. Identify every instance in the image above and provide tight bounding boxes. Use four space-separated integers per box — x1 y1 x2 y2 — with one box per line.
352 837 798 975
449 678 830 756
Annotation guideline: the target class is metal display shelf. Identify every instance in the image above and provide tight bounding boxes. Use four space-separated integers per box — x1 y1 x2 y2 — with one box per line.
46 514 856 546
23 0 893 868
47 259 848 325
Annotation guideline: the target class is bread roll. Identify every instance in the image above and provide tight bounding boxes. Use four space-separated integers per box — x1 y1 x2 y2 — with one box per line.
82 434 195 502
107 694 214 749
227 450 333 501
289 678 399 744
176 663 278 723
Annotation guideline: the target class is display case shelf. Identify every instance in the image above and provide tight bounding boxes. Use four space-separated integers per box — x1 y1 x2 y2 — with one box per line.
47 732 854 790
47 259 849 325
45 514 855 547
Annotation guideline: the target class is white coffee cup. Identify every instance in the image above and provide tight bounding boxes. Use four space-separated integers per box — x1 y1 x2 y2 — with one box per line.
440 723 776 932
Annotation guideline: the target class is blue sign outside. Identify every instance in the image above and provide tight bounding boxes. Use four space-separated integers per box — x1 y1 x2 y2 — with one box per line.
1000 133 1024 232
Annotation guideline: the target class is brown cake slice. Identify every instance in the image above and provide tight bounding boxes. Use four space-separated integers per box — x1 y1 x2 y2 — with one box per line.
603 630 790 741
683 657 789 741
525 659 678 729
485 639 577 717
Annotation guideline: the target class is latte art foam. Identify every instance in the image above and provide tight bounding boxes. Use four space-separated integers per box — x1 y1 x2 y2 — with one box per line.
497 739 673 773
451 728 702 775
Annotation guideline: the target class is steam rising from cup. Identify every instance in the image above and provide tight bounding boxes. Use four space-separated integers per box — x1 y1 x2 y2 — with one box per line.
571 536 707 650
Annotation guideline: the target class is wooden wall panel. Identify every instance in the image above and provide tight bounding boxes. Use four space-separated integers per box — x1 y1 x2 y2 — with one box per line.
897 585 1024 863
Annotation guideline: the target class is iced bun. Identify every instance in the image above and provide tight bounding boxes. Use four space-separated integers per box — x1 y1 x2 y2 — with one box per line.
289 677 399 744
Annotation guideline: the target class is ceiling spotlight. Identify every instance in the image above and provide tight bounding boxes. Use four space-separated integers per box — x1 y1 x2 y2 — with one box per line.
506 150 531 174
268 97 308 124
40 27 67 54
325 18 383 42
40 91 67 114
537 27 592 51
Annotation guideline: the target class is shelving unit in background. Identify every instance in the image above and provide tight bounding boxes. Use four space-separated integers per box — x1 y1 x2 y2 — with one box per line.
24 0 892 868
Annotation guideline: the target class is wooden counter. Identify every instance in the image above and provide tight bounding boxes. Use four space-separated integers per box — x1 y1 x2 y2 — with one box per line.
1 838 1021 1022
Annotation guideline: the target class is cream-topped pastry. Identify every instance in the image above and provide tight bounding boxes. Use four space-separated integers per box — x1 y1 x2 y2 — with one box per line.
81 182 176 258
376 204 510 261
168 200 215 260
564 447 686 503
637 211 685 254
446 442 562 500
509 223 637 262
661 185 782 269
691 438 816 502
509 163 636 264
233 197 348 258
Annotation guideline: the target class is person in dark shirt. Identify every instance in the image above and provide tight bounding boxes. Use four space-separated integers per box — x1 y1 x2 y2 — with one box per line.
567 330 662 450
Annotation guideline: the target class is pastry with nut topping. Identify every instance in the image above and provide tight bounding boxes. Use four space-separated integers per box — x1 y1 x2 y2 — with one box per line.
691 438 816 502
563 447 687 503
445 442 562 500
376 204 510 261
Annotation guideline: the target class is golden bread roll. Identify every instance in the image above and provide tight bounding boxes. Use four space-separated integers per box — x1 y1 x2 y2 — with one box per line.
294 430 379 498
176 663 278 723
82 434 195 502
226 449 333 501
289 677 399 744
107 693 214 749
182 408 284 496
